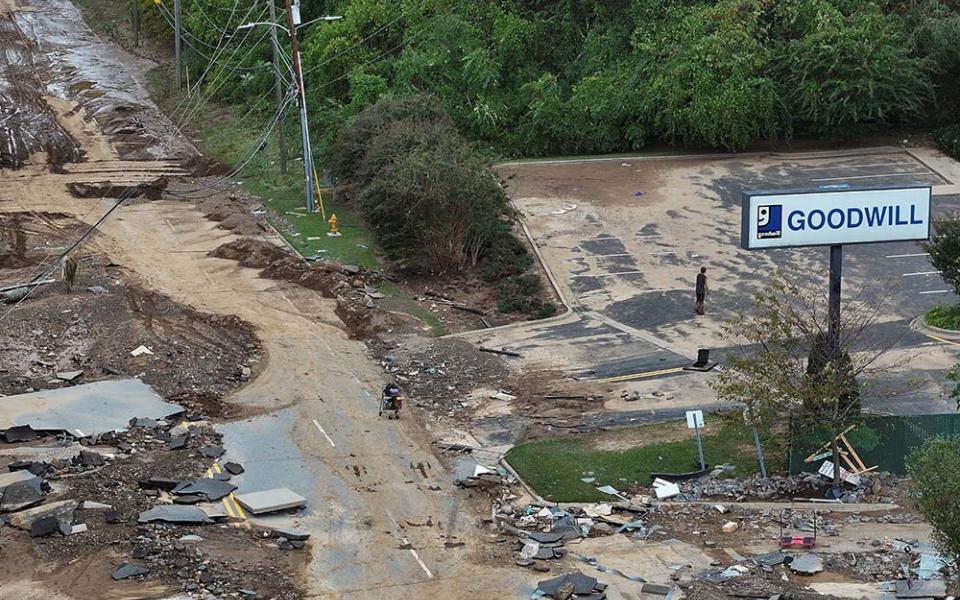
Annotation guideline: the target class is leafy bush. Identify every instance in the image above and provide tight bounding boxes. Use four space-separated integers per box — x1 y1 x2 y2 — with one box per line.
925 304 960 330
907 436 960 563
934 124 960 161
775 7 933 135
480 225 534 282
924 215 960 295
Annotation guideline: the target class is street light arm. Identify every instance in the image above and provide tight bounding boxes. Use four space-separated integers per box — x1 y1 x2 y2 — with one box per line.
236 15 341 36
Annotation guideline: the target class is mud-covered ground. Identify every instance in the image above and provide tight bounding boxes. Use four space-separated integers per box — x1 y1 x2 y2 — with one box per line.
0 212 262 410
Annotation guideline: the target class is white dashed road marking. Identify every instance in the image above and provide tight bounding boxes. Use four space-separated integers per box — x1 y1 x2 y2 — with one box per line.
311 419 336 447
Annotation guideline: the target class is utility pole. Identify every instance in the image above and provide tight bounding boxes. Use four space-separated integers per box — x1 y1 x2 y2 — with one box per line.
174 0 182 88
267 0 288 175
283 0 315 212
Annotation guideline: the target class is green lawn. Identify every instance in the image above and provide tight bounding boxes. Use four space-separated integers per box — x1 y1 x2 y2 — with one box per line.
926 304 960 331
505 417 786 502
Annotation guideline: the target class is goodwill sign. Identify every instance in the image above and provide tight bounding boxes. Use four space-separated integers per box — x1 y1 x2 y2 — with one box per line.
741 186 932 250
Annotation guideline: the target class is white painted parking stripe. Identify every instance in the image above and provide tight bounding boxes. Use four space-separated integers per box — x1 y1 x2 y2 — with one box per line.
903 271 941 277
920 290 950 295
886 253 929 259
801 162 916 171
570 253 633 259
311 419 336 447
810 171 930 182
572 270 644 277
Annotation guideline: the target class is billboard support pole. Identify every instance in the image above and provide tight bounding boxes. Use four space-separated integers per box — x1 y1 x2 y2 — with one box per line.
828 244 843 359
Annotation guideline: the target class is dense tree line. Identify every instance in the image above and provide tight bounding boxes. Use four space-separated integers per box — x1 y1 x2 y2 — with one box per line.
175 0 960 156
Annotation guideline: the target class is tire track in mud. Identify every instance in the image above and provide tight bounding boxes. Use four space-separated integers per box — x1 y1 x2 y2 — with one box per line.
0 13 80 167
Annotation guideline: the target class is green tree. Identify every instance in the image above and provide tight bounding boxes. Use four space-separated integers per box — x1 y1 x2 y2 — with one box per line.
711 279 900 483
907 436 960 564
775 6 933 135
923 215 960 295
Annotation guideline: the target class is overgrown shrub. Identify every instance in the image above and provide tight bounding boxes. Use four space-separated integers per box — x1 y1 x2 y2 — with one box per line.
924 215 960 295
907 436 960 563
934 124 960 161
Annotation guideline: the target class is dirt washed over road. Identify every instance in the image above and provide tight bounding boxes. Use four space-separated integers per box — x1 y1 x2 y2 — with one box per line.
0 0 528 597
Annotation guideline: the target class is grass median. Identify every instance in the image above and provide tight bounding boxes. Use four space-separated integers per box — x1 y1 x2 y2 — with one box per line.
505 417 787 503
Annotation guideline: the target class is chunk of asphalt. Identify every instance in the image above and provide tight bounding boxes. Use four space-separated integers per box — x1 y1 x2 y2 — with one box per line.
274 528 310 541
31 515 61 537
138 478 181 491
0 477 45 512
0 469 38 492
234 488 306 515
129 417 158 428
223 462 244 475
77 451 106 467
537 572 601 596
168 435 187 450
199 447 225 459
104 509 122 523
174 479 236 501
895 579 947 598
3 425 38 443
213 472 232 482
138 505 209 524
8 460 33 471
173 495 204 505
112 563 150 581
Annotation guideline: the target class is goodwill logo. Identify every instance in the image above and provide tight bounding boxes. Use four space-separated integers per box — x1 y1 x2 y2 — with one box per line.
757 205 782 239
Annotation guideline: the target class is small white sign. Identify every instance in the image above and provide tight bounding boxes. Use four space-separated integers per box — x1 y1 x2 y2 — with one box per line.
686 410 704 429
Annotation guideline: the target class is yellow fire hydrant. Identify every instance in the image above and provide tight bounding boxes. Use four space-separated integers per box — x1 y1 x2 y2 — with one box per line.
327 213 342 237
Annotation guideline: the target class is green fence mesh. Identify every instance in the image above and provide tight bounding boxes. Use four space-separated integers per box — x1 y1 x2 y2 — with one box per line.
789 414 960 475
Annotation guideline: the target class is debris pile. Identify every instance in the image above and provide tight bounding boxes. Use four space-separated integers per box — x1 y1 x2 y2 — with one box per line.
0 406 307 598
210 238 420 338
659 469 903 504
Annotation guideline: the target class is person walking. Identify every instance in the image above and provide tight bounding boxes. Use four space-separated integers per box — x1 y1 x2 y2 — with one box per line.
695 266 708 315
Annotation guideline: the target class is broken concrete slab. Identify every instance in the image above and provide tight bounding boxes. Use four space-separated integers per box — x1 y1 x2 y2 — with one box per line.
0 477 45 512
130 345 154 357
31 515 61 537
8 499 78 530
168 435 187 450
0 379 182 437
234 488 306 515
81 500 112 510
3 425 38 443
0 469 38 491
129 417 158 428
174 479 236 501
178 534 203 544
138 505 209 524
112 563 150 580
56 370 83 382
60 521 87 535
895 579 947 599
789 553 825 575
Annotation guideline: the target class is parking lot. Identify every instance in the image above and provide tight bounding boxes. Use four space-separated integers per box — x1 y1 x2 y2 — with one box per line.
485 146 960 415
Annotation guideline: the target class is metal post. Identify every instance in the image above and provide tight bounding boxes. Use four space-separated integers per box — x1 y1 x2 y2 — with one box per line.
693 422 705 470
752 426 767 478
267 0 287 175
284 0 314 212
828 245 843 360
173 0 182 88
